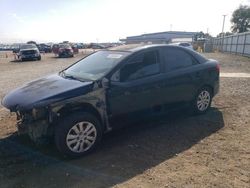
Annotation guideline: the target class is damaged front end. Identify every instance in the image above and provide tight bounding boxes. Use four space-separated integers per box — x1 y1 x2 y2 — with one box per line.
2 73 111 145
15 107 55 144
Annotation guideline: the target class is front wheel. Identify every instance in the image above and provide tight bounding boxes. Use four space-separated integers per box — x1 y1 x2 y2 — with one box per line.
192 87 212 114
55 112 103 157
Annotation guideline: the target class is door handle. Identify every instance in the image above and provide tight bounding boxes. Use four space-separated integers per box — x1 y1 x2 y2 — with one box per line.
195 72 202 78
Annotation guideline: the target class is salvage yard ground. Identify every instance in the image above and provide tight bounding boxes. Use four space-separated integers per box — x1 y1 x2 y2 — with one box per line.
0 51 249 188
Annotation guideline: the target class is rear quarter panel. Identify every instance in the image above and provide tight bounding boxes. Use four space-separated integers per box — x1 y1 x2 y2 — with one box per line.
196 59 219 96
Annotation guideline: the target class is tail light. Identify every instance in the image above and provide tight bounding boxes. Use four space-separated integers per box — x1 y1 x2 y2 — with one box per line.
216 63 220 72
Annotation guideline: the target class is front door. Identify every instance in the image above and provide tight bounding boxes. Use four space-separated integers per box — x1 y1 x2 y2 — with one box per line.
107 49 162 125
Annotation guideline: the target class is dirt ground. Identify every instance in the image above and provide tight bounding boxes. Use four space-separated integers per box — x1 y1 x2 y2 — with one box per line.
0 52 249 188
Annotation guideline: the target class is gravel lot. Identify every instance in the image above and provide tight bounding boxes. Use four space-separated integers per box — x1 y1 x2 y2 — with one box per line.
0 52 249 188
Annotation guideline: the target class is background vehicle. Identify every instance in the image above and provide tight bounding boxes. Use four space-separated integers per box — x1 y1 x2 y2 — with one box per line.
2 45 219 157
170 42 194 50
18 44 41 61
52 44 60 55
71 44 79 54
88 43 106 49
10 44 23 53
37 43 52 53
58 44 74 57
11 44 21 53
75 43 86 49
52 44 74 57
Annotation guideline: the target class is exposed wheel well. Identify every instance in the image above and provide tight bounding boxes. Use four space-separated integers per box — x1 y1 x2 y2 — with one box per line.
57 103 104 129
200 85 214 97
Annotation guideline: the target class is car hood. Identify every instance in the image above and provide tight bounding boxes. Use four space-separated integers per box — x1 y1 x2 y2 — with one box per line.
2 74 94 111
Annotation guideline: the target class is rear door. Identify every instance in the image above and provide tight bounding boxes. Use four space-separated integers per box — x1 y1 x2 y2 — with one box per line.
159 47 201 107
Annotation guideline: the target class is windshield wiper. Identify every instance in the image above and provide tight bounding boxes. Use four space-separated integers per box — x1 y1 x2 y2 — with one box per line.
60 71 92 82
60 71 78 80
65 74 77 79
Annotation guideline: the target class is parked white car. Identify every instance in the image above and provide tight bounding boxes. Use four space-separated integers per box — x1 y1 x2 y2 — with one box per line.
170 42 194 50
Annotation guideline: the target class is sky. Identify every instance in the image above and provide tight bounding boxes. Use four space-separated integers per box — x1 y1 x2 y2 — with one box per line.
0 0 250 43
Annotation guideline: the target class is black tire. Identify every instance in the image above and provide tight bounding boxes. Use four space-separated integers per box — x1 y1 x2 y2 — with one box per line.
55 112 103 158
192 87 212 114
37 56 41 61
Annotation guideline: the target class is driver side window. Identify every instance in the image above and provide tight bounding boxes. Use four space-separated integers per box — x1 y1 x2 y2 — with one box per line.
111 50 160 82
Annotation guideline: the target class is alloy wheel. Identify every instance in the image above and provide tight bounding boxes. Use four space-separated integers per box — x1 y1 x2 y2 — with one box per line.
66 121 97 153
197 90 211 111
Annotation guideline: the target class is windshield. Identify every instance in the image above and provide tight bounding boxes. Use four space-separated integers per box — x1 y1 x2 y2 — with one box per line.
62 50 130 81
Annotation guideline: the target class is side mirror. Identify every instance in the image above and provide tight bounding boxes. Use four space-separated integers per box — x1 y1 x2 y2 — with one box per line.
101 77 110 88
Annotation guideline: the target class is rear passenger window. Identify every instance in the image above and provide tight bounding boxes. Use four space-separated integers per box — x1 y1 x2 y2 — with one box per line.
163 48 197 72
119 50 160 82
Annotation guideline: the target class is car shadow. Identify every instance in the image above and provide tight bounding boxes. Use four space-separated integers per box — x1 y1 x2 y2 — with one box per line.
10 59 22 63
0 107 224 187
51 56 74 59
10 59 38 63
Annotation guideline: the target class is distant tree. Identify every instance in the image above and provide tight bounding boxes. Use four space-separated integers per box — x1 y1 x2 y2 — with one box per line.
216 33 223 38
231 5 250 33
204 33 213 39
27 41 37 45
225 32 233 36
216 32 233 38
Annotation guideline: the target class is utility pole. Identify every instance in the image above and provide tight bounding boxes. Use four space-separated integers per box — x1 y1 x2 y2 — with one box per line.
222 15 226 34
221 15 226 52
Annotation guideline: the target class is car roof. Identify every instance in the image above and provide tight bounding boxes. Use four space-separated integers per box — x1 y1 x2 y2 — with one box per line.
20 48 38 51
108 44 208 63
129 44 172 52
109 44 188 52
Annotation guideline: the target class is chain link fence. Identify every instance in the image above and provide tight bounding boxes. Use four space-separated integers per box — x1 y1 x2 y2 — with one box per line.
212 31 250 57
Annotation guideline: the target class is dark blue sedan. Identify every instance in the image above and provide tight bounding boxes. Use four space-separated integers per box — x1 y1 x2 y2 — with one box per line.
2 44 219 157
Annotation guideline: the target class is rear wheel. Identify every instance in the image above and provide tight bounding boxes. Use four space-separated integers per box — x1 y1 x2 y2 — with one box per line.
55 112 102 157
192 87 212 114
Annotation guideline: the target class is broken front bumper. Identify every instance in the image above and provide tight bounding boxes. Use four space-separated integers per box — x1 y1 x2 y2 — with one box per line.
16 110 52 144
